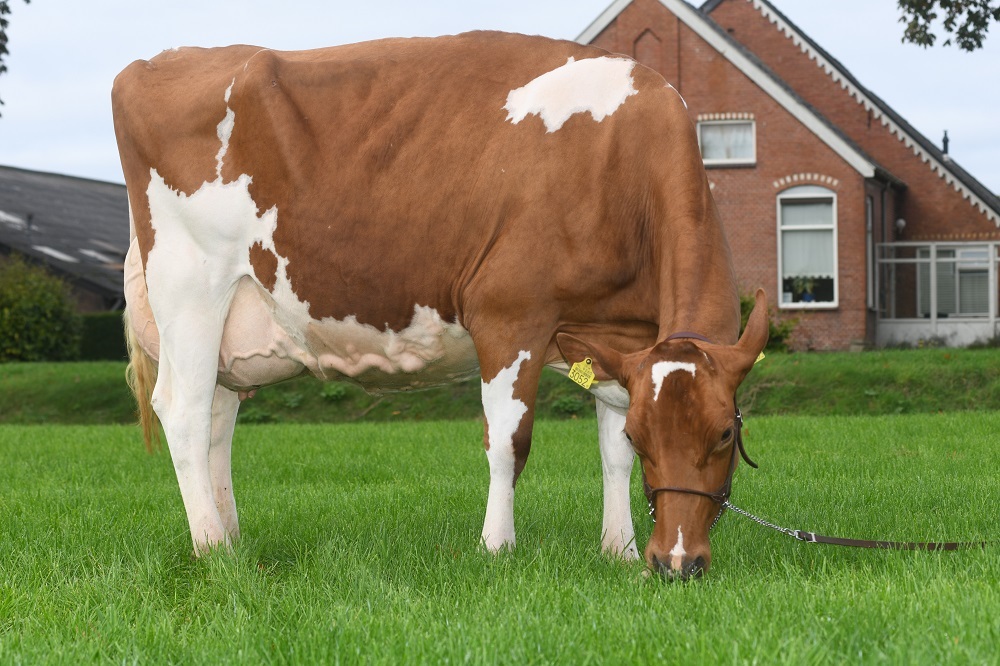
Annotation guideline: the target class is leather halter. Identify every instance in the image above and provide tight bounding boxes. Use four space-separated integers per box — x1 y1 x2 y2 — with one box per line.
641 331 757 525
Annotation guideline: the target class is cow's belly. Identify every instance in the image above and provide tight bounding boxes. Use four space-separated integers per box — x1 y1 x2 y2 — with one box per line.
220 286 479 393
126 240 481 395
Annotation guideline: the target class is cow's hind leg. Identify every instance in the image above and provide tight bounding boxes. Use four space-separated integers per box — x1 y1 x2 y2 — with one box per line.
596 400 639 559
479 348 545 552
209 385 241 540
150 307 233 555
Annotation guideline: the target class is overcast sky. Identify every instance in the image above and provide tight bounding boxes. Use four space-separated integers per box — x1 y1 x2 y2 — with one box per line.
0 1 997 193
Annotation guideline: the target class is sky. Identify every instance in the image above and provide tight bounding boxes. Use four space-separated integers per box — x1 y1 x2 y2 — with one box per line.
0 0 998 194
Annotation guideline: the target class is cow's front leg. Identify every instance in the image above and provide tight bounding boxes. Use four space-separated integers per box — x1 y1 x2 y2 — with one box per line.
596 399 639 560
479 349 543 552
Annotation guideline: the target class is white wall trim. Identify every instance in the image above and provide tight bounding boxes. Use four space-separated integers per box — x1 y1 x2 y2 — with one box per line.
577 0 634 45
578 0 878 179
746 0 999 225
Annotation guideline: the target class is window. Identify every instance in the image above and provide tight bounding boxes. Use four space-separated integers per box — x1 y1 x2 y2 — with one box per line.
777 185 837 308
917 247 989 317
698 120 755 166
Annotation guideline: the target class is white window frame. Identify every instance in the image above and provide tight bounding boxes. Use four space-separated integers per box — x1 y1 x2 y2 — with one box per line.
776 185 839 310
917 246 990 317
697 119 756 167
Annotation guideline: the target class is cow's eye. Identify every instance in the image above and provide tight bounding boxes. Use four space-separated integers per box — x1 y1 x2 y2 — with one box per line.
721 427 734 443
623 431 633 444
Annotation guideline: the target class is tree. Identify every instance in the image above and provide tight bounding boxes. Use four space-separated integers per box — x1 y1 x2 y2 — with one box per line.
0 0 30 113
899 0 1000 50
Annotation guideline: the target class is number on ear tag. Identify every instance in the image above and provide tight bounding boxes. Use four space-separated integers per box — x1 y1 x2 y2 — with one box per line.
568 357 597 389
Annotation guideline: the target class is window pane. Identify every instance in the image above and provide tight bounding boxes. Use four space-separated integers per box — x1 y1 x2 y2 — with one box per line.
959 270 989 314
781 229 835 278
780 200 833 228
700 122 753 161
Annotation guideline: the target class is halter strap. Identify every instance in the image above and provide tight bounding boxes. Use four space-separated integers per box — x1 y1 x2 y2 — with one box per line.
664 331 714 344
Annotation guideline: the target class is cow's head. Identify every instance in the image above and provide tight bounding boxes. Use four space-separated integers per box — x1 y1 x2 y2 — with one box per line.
557 290 769 580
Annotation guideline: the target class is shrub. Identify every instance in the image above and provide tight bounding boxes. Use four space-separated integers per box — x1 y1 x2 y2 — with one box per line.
0 255 82 362
80 311 127 360
740 290 797 352
320 383 349 401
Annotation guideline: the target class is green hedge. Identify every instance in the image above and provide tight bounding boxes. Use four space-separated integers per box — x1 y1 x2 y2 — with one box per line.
80 311 127 361
0 256 82 362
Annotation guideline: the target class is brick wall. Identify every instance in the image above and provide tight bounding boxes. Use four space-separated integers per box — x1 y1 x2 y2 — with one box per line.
589 0 874 348
707 0 999 242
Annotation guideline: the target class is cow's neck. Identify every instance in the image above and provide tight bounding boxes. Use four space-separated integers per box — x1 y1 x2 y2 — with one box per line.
653 192 741 347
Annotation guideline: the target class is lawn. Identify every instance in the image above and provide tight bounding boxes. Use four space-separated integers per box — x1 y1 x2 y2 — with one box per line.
1 414 997 663
5 347 1000 426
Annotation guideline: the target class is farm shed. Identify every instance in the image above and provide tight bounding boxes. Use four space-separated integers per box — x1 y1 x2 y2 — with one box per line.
0 165 129 312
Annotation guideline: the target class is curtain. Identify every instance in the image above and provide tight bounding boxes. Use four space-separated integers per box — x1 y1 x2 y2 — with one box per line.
781 229 834 278
700 122 752 161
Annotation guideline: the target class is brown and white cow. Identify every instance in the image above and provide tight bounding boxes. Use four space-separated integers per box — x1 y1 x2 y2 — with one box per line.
112 31 767 579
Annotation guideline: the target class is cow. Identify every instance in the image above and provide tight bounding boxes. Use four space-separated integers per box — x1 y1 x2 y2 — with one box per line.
112 30 768 580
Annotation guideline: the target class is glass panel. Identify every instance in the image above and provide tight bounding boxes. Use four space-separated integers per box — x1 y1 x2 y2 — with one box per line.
887 261 920 318
700 122 753 161
959 270 989 314
781 199 833 228
781 229 834 278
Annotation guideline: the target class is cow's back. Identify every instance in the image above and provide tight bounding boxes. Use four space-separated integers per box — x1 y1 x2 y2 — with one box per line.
113 32 710 390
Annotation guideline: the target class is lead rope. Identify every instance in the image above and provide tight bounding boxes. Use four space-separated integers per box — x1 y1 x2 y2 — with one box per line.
718 500 988 550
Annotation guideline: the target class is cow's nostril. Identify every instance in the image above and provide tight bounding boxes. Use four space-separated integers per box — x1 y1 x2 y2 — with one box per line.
684 556 706 579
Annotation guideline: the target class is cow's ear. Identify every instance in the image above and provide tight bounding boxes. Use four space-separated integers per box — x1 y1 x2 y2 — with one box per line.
719 288 769 387
555 333 625 382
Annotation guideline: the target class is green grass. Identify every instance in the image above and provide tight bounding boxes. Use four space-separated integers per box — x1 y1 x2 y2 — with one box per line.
5 347 1000 425
1 415 997 663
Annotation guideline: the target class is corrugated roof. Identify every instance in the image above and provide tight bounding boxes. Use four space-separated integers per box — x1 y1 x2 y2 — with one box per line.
0 165 128 303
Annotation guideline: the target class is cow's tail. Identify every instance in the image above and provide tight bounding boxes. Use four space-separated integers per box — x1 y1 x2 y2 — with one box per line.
123 309 161 453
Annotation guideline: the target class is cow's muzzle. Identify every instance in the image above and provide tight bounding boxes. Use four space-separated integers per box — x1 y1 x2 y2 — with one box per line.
650 554 707 581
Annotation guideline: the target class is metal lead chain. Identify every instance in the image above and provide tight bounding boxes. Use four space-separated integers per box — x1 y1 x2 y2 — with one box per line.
721 501 799 538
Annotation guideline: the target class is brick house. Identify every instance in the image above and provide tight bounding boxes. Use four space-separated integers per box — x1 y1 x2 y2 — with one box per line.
579 0 1000 349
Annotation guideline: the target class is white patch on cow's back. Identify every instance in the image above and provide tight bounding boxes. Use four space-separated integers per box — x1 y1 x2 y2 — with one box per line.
669 525 686 570
215 79 237 178
651 361 696 401
504 56 638 133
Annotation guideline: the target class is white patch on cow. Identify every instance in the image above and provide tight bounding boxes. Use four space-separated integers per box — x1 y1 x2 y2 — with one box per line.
480 351 531 551
547 361 631 409
482 350 531 456
504 56 638 133
669 525 686 571
651 361 696 401
215 79 237 179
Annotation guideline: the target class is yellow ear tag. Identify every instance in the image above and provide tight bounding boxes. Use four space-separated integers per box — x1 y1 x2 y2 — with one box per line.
568 357 598 389
755 351 766 365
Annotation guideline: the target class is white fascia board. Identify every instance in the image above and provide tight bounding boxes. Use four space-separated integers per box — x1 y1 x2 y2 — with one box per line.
577 0 877 179
576 0 634 45
660 0 876 178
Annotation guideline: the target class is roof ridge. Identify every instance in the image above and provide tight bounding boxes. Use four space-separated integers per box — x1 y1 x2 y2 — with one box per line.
732 0 1000 223
578 0 888 181
0 163 126 189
